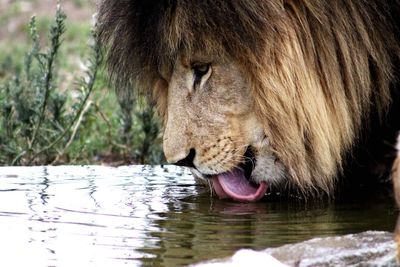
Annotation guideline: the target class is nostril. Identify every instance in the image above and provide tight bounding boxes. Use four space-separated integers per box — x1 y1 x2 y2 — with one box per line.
175 148 196 168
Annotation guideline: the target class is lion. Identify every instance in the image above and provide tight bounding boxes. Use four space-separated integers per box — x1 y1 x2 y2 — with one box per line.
97 1 400 202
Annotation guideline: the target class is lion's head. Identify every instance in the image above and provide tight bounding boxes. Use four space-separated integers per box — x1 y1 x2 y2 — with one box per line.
160 56 283 201
98 1 399 201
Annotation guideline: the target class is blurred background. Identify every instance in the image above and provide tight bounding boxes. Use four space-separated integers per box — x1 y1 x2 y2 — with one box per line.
0 0 164 166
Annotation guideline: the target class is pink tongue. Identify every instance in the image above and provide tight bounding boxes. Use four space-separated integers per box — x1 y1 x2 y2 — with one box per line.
211 169 267 202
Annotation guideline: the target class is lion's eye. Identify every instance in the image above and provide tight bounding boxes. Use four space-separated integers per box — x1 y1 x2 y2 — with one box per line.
192 63 211 90
193 64 210 77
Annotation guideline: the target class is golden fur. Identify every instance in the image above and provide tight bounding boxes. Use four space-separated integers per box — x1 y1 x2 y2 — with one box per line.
98 1 400 194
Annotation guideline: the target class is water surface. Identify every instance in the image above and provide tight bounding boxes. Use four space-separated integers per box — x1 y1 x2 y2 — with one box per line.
0 165 397 266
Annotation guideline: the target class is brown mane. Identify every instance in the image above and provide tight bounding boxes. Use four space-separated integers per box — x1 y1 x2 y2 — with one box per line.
98 0 400 193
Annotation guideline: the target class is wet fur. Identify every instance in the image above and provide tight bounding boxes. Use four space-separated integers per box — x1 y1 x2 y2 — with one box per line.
98 1 400 194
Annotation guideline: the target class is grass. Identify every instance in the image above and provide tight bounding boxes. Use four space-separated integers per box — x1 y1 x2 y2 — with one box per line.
0 2 163 166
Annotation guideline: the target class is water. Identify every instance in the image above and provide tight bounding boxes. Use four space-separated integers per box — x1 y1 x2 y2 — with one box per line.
0 165 397 266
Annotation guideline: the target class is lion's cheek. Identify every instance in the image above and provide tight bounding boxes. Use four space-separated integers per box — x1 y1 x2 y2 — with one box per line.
252 154 286 185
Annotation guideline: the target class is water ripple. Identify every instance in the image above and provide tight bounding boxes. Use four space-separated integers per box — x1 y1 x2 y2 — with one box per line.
0 165 397 266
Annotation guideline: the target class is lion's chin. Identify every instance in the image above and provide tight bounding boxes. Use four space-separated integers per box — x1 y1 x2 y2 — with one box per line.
211 169 268 202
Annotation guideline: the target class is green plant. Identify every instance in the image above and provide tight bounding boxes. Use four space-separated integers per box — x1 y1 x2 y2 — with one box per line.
130 97 163 164
0 5 101 165
0 4 164 166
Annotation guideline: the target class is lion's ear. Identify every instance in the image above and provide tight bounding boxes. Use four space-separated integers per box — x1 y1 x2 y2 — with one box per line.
153 78 169 124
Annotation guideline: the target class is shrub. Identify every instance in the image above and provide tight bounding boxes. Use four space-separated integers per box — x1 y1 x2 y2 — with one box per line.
0 4 163 166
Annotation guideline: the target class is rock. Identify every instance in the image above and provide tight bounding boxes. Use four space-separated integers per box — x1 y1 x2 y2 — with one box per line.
192 231 398 267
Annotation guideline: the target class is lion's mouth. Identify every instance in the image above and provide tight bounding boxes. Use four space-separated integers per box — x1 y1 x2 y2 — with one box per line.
211 147 268 202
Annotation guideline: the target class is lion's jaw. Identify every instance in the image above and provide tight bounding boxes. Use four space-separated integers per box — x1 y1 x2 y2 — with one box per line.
162 58 285 201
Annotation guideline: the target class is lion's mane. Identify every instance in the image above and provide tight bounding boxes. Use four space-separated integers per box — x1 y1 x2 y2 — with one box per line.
98 0 400 193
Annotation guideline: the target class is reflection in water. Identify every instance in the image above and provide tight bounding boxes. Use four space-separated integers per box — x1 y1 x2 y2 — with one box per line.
0 166 397 266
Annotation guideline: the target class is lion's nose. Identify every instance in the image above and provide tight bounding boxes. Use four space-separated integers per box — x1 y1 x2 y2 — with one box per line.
174 148 196 168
